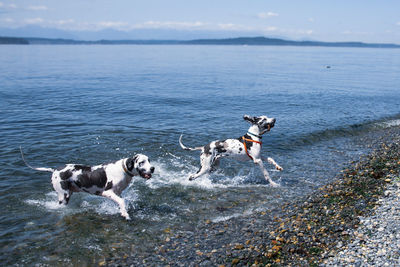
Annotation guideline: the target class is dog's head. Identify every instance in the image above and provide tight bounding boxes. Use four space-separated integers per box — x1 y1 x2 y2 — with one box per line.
243 115 276 134
126 154 155 179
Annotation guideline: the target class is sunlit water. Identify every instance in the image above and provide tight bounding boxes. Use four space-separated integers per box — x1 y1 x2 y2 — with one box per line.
0 45 399 265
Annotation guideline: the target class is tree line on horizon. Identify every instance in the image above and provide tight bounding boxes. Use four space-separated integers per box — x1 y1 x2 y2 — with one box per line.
1 36 399 48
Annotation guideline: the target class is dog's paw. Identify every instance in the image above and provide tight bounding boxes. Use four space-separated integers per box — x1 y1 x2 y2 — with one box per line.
276 166 283 171
189 177 194 181
121 212 131 220
269 181 280 187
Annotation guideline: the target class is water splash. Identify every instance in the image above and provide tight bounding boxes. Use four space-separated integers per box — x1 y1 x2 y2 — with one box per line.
144 153 278 190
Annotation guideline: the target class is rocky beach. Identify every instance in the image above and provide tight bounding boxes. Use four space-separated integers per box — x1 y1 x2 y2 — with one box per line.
108 125 400 266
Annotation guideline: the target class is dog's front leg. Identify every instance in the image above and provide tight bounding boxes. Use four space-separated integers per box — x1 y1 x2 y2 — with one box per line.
263 157 283 171
102 190 130 220
254 158 279 187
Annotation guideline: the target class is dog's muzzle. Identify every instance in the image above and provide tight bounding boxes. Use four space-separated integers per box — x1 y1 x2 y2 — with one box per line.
138 167 155 180
266 119 276 131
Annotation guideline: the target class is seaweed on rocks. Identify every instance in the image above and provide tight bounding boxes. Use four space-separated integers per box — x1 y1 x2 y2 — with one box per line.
240 128 400 266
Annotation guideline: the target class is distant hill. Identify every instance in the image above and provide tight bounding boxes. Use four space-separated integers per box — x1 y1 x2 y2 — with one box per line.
1 36 399 48
24 37 181 45
185 37 400 48
0 37 29 44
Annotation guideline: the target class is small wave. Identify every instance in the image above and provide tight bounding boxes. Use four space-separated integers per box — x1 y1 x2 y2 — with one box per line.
211 209 253 223
377 119 400 128
281 115 400 150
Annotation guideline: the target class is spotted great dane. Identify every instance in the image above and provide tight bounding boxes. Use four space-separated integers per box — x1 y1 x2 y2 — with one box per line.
20 148 154 220
179 115 282 186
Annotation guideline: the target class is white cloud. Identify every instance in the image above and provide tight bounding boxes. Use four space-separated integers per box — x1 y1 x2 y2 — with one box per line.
54 19 75 25
98 21 129 28
24 17 44 24
217 23 236 30
264 26 277 32
135 21 207 30
27 5 48 11
1 15 317 40
308 18 314 23
0 2 4 8
261 26 314 36
396 21 400 26
8 3 17 8
216 23 254 31
133 21 258 32
1 17 14 23
342 30 371 36
258 12 279 19
290 29 313 35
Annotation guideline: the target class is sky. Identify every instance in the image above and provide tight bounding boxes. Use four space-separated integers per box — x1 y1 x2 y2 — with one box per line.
1 0 400 43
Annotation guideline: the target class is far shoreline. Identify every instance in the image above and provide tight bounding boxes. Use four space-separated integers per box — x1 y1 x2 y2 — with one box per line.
1 36 399 48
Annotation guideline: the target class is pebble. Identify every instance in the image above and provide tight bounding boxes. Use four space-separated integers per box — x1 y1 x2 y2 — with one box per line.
323 181 400 266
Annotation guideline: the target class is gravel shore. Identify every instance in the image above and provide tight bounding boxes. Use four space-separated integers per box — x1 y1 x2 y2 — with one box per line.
108 125 400 266
323 180 400 266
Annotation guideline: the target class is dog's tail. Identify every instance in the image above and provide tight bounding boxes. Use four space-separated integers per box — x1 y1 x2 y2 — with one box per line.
20 146 54 172
179 135 203 151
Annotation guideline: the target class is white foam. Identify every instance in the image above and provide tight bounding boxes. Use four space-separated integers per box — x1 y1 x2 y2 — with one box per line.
25 190 139 217
93 200 120 216
382 119 400 127
145 157 226 190
25 192 65 211
25 198 63 211
144 153 276 190
374 118 400 129
211 209 253 223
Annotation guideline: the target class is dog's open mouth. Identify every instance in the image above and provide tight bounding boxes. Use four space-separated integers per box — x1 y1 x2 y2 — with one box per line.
139 172 152 179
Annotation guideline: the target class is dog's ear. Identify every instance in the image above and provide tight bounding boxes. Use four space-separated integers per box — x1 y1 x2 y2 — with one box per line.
126 158 134 171
243 115 256 123
127 155 138 170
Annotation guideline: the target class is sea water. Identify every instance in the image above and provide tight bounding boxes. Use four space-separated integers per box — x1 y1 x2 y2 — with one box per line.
0 45 399 265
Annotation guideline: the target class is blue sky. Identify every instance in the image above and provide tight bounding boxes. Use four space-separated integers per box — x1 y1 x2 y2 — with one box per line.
1 0 400 43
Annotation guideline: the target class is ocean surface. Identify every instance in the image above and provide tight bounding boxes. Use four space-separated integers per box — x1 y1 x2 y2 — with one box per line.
0 45 399 265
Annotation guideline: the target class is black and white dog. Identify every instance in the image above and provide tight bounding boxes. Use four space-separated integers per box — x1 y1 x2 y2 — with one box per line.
20 148 154 220
179 115 282 186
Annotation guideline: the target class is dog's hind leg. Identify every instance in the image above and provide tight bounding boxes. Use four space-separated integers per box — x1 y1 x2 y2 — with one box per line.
54 180 73 205
189 153 213 181
210 156 221 173
102 190 130 220
56 191 72 205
